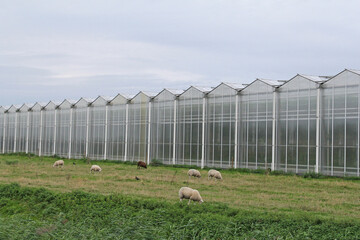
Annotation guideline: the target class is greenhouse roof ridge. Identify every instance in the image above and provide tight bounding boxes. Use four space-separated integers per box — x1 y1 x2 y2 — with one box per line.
131 91 158 100
347 68 360 76
154 88 184 98
74 97 94 106
164 88 184 96
191 86 213 93
256 79 283 87
222 82 246 90
112 93 132 101
92 95 114 104
297 74 329 83
19 103 31 111
141 91 158 97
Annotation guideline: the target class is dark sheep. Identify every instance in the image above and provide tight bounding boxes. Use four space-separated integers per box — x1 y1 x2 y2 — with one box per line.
137 161 147 169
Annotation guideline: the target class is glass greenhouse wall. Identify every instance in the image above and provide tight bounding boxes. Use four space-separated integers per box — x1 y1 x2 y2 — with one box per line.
277 76 320 173
150 90 180 165
321 70 360 176
71 99 90 159
4 106 17 153
176 87 210 167
42 102 56 156
0 107 4 153
107 95 128 161
1 69 360 176
16 105 29 153
239 80 275 170
206 83 239 168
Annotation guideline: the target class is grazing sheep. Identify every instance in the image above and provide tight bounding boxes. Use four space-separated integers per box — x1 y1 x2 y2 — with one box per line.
135 176 140 180
90 165 102 173
188 169 201 179
179 187 204 205
53 160 64 168
137 161 147 169
208 169 222 181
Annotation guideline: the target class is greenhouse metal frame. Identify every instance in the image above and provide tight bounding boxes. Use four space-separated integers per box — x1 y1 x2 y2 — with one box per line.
0 69 360 176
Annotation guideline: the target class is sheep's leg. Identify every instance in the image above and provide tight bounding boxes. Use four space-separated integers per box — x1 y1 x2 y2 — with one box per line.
188 199 191 205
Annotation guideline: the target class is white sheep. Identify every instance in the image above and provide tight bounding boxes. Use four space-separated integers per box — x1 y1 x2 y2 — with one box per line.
208 169 222 181
53 160 64 168
179 187 204 205
188 169 201 179
90 165 102 173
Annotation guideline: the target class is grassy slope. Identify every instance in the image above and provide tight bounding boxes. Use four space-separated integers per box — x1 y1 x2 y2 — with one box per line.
0 154 359 223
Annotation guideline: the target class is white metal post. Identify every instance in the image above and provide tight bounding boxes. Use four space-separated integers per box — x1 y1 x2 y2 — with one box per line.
124 103 129 161
146 101 152 165
344 86 347 175
201 97 206 169
271 90 277 171
53 109 57 155
2 113 6 153
13 112 18 153
172 99 177 165
358 85 360 177
38 110 43 156
68 108 73 159
85 106 90 157
25 111 30 154
104 105 109 160
315 86 321 173
234 94 239 169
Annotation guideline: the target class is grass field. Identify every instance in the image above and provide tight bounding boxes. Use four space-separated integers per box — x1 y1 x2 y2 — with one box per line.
0 154 359 239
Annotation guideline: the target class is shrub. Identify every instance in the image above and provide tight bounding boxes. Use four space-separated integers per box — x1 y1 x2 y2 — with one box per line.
150 158 163 166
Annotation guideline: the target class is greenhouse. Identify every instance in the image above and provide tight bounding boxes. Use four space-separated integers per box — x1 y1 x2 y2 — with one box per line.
0 69 359 176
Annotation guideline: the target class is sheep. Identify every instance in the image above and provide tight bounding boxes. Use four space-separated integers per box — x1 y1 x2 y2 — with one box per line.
188 169 201 179
53 160 64 168
137 161 147 169
178 187 204 205
208 169 222 181
90 165 102 173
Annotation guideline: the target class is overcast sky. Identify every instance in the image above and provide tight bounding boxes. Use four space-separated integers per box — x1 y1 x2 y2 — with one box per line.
1 0 360 106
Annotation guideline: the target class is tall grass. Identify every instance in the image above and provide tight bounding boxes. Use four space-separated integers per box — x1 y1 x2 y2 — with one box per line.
0 183 359 239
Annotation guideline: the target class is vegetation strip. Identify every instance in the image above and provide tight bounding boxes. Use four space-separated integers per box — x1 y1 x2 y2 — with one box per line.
0 183 359 239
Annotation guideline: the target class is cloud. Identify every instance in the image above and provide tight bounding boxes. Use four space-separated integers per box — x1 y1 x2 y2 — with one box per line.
0 0 360 106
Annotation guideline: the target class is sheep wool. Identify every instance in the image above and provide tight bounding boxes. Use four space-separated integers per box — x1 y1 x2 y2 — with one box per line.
188 169 201 178
90 165 102 173
53 160 64 167
208 169 222 180
179 187 204 205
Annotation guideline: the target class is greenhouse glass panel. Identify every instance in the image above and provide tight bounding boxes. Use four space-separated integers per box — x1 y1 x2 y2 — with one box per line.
277 76 318 173
4 108 17 153
55 101 72 158
29 110 41 154
42 111 55 156
107 95 128 160
16 109 28 153
0 109 4 152
239 80 274 170
127 92 152 162
88 105 106 159
71 107 87 158
151 90 177 165
176 87 205 166
206 84 238 168
321 70 360 176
